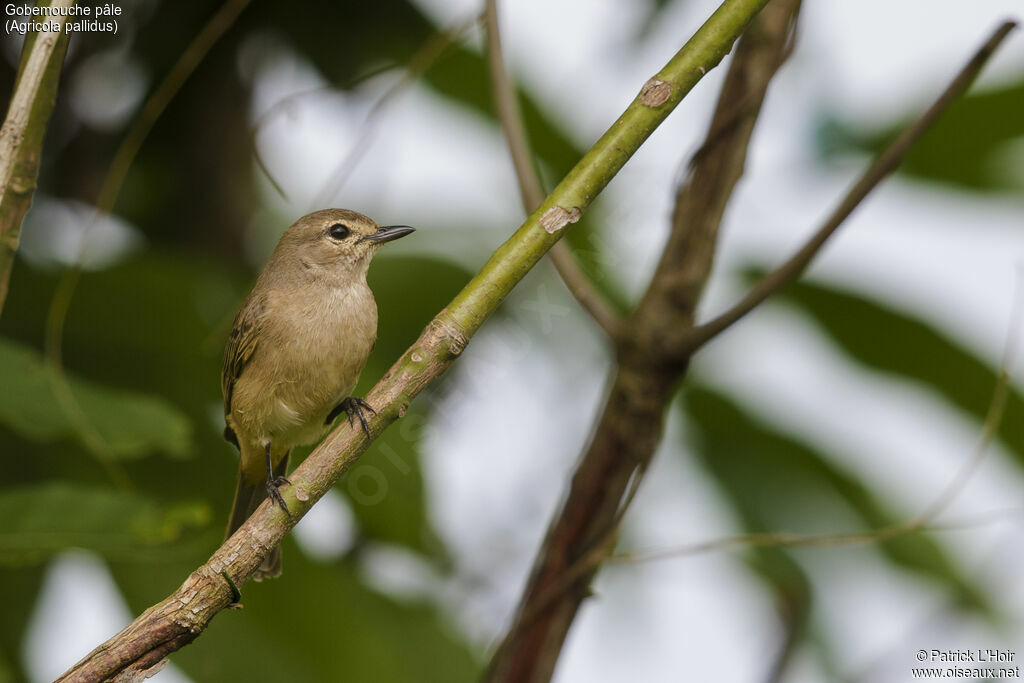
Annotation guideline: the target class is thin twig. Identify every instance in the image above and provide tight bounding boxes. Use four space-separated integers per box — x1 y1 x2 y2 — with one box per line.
684 20 1018 353
617 283 1023 564
47 0 254 361
94 0 254 219
483 0 543 211
913 269 1024 523
251 64 402 202
484 0 623 339
843 523 1020 683
310 13 480 209
612 507 1024 563
37 0 252 487
495 458 650 640
764 590 808 683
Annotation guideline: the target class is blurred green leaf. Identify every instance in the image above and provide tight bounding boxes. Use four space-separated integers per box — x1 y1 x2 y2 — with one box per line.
0 336 192 459
760 276 1024 470
0 565 44 683
110 539 479 683
341 412 446 562
0 252 248 512
0 482 209 566
819 80 1024 192
681 386 990 613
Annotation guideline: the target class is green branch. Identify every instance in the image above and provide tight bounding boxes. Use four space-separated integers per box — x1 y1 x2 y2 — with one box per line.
0 0 75 316
447 0 770 332
56 0 770 679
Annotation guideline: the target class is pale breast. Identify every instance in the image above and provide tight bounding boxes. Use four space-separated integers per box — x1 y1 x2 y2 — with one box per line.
230 281 377 447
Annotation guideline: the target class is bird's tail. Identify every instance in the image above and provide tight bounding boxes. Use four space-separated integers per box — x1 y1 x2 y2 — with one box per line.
225 452 289 580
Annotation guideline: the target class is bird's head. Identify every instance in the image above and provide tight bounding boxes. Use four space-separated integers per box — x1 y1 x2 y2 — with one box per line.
277 208 414 279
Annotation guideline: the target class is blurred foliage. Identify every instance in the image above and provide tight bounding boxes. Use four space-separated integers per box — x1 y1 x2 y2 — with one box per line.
758 275 1024 469
0 0 1020 680
820 79 1024 192
682 387 991 613
0 482 208 566
0 338 191 459
0 565 42 683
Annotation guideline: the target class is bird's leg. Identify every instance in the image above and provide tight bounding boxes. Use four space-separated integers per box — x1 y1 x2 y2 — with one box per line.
325 396 376 438
264 443 290 514
324 402 346 426
271 451 291 488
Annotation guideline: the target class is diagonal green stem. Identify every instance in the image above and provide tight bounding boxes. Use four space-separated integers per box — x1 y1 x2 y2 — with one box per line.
446 0 770 335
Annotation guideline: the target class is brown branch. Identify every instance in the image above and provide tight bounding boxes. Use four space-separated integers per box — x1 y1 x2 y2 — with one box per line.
617 282 1021 563
483 2 799 680
484 0 623 339
55 0 769 677
484 22 1016 682
684 20 1018 354
493 268 1018 680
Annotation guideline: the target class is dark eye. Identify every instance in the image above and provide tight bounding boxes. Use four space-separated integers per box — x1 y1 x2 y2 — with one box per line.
328 223 350 240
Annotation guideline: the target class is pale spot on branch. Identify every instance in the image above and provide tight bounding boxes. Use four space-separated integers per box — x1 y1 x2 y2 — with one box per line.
639 78 672 107
539 206 582 234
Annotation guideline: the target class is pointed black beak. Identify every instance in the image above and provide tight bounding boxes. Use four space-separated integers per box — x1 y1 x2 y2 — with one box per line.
363 225 415 244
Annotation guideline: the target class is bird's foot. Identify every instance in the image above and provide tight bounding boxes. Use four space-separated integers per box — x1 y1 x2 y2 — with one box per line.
325 396 376 438
265 476 290 515
263 442 290 515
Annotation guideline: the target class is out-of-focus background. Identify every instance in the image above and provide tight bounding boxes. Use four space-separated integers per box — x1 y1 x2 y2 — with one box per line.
2 0 1024 681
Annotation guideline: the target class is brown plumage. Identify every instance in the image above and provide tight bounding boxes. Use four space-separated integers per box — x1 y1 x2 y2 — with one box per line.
222 208 413 579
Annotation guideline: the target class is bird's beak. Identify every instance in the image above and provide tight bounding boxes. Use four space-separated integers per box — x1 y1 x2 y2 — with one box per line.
363 225 415 244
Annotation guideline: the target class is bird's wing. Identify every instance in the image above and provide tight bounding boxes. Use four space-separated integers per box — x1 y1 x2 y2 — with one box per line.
222 295 265 419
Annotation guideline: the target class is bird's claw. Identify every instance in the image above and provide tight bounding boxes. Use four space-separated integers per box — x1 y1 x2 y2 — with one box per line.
265 477 290 515
326 396 376 439
263 443 290 515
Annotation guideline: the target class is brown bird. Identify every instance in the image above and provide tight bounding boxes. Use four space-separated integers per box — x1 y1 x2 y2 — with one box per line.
222 208 414 579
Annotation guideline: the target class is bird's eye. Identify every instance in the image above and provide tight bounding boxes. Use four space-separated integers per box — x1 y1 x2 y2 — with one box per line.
328 223 350 240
